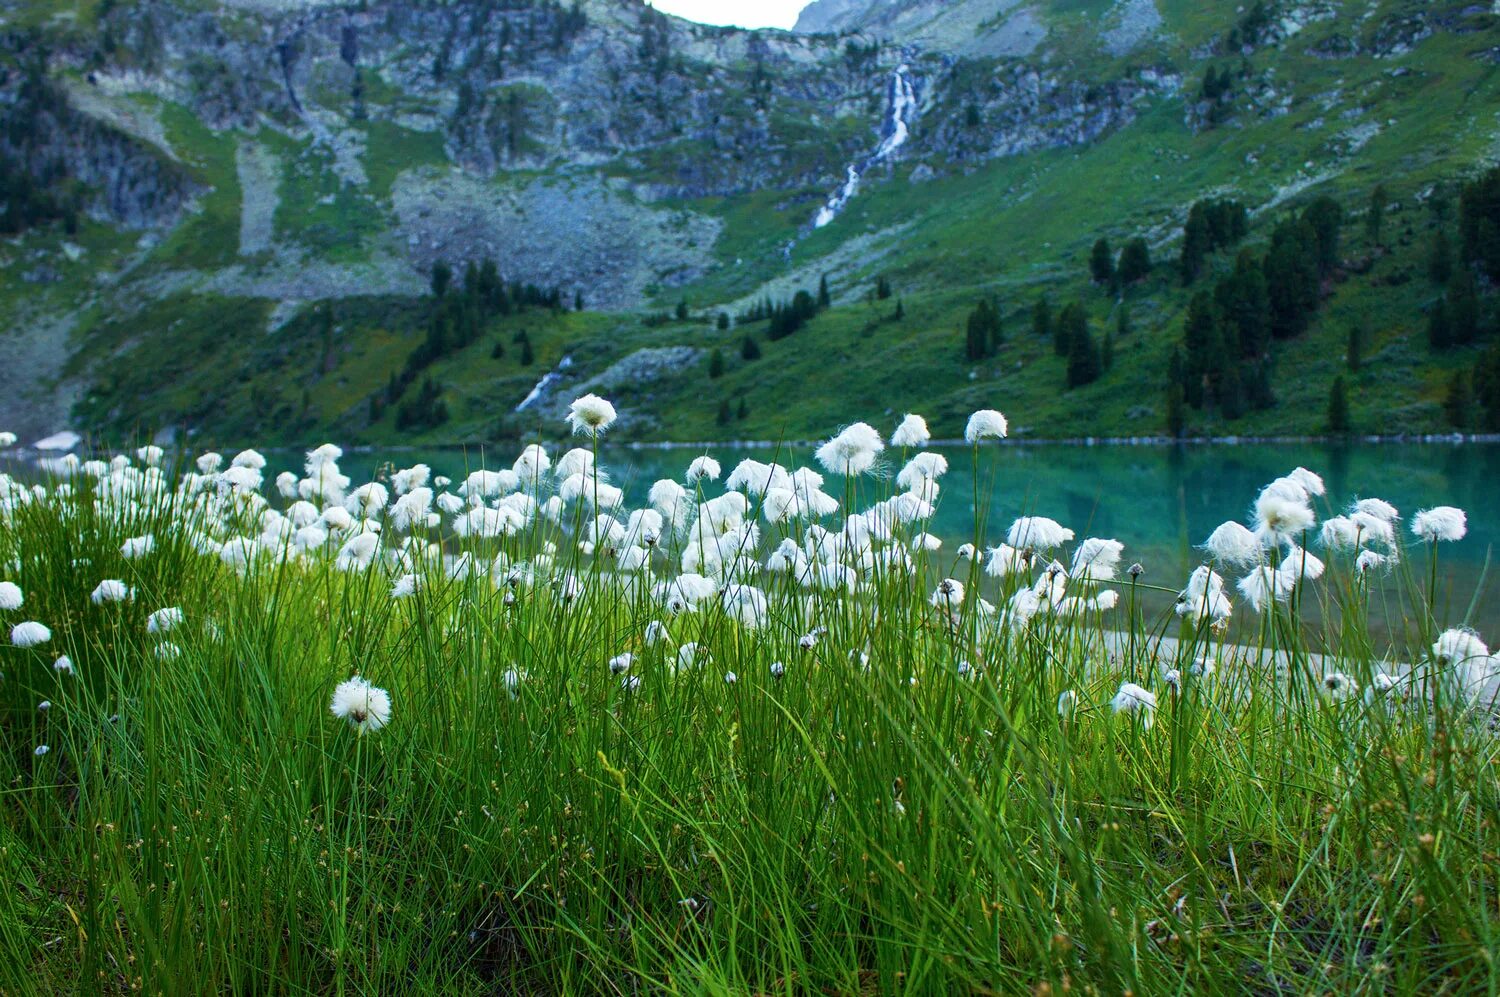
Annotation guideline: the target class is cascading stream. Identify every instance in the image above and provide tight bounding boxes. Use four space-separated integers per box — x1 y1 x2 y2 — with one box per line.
514 355 574 412
813 63 918 230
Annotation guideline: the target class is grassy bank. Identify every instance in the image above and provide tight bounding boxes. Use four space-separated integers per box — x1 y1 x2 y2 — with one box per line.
0 406 1496 993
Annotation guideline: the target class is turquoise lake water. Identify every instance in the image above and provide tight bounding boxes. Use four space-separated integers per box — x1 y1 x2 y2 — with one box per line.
317 440 1497 638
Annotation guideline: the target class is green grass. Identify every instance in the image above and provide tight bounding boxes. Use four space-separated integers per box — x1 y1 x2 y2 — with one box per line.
0 439 1496 993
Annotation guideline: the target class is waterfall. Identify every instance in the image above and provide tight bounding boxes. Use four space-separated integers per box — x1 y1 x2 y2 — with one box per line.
514 354 574 412
813 64 918 230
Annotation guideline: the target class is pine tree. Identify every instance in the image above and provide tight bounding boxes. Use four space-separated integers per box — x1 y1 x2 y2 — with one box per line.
716 400 732 426
1181 203 1212 284
717 312 730 331
875 275 892 300
1264 218 1321 339
818 274 831 309
1459 165 1500 281
1118 237 1152 285
491 340 505 360
1032 297 1052 340
519 333 535 366
1181 292 1220 409
1327 376 1351 435
1065 318 1102 388
1216 249 1271 357
1090 238 1114 285
574 291 584 311
708 348 725 379
1302 196 1344 276
430 260 453 299
676 300 689 321
736 398 749 420
1346 325 1362 371
741 335 761 360
965 300 1000 360
894 298 905 320
1055 302 1087 358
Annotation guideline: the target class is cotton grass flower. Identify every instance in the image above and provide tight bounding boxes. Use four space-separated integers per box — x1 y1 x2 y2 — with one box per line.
930 578 965 609
1431 628 1494 700
1237 565 1293 614
0 581 22 611
565 394 618 437
895 452 947 491
686 455 721 484
1071 538 1124 583
985 544 1028 577
1411 506 1466 543
814 423 884 476
1110 682 1156 729
1320 672 1358 702
891 414 931 448
1352 497 1399 523
1007 517 1073 550
53 655 73 675
146 607 182 634
964 409 1008 442
121 534 155 559
11 621 51 647
1176 566 1231 625
91 579 134 605
1202 521 1262 568
1056 690 1078 721
329 676 392 734
1252 489 1315 546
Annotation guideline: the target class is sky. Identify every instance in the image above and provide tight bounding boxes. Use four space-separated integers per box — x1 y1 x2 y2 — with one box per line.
647 1 809 30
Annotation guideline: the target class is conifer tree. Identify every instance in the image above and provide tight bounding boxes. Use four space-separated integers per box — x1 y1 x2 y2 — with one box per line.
1090 238 1114 285
1118 238 1152 285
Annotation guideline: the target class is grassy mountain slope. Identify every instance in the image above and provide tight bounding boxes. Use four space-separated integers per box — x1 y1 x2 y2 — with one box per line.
2 0 1498 446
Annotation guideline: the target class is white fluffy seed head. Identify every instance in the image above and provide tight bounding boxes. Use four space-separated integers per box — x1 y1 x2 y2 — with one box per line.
329 676 392 733
1411 506 1466 543
565 394 618 437
890 413 931 448
964 409 1008 443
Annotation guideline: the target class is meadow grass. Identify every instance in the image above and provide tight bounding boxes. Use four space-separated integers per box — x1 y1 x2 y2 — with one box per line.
0 422 1496 995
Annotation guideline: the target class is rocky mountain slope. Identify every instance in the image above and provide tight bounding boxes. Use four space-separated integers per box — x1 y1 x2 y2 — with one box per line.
1 0 1497 446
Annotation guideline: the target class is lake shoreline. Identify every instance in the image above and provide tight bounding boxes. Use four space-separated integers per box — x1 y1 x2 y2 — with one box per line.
315 432 1500 455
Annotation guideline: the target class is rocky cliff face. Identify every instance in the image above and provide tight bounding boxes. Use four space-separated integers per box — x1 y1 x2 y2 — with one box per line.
0 45 198 230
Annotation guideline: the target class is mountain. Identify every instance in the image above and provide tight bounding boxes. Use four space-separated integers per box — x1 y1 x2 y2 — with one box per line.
2 0 1498 446
794 0 1058 58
